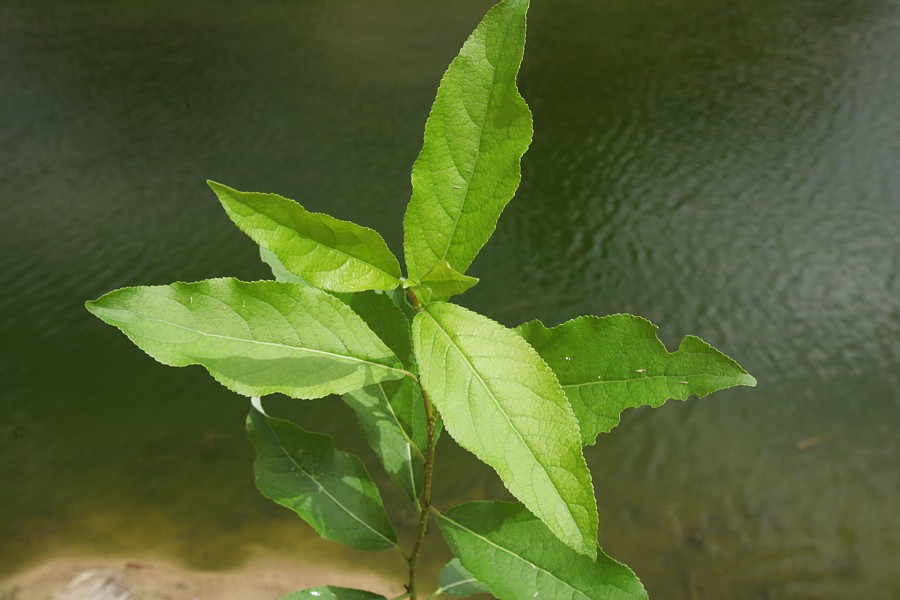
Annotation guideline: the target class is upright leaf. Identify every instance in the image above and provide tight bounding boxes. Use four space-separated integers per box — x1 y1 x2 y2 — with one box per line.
437 502 648 600
210 181 402 292
437 559 491 597
281 587 386 600
342 378 426 503
86 278 407 399
248 406 398 551
403 0 533 280
412 302 597 558
517 315 757 444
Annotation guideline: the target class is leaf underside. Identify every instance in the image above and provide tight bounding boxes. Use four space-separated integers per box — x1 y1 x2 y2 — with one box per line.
412 301 597 558
210 180 401 292
247 407 397 552
403 0 533 280
437 558 491 597
342 378 425 503
517 315 757 444
437 501 648 600
85 278 405 399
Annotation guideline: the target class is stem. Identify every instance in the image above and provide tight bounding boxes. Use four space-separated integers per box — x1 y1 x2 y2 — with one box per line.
407 386 437 600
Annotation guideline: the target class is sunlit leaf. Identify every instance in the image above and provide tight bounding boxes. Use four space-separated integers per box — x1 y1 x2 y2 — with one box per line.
85 278 406 399
403 0 533 280
261 246 308 284
437 501 648 600
412 301 597 558
248 405 398 551
210 180 401 292
517 315 757 444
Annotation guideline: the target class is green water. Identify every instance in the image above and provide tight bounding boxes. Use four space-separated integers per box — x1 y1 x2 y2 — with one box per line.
2 0 898 597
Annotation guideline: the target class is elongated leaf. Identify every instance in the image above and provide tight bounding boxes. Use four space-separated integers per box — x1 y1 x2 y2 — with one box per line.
248 405 398 551
85 278 407 399
210 181 402 292
342 378 425 503
517 315 757 444
412 302 597 558
403 0 533 280
437 502 648 600
437 559 490 597
281 587 386 600
409 260 479 304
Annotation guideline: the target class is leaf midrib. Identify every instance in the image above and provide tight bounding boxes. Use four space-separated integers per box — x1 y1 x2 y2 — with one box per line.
437 513 592 600
423 309 580 537
132 314 406 378
262 416 397 549
236 197 399 282
563 372 735 389
435 5 520 269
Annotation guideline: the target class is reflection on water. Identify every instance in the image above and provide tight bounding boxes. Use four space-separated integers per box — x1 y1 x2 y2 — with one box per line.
2 0 898 597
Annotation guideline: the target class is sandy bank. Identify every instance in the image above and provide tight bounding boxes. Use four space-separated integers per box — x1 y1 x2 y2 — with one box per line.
1 554 405 600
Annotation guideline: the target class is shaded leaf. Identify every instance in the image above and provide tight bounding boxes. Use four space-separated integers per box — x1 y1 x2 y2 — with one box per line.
437 501 648 600
342 378 425 503
517 315 757 444
403 0 533 280
281 586 386 600
437 558 490 597
85 278 406 399
210 181 401 292
334 290 413 367
248 405 397 551
412 301 597 558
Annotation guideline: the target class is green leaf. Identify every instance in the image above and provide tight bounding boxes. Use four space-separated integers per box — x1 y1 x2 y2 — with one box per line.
281 586 386 600
517 315 757 445
210 180 402 292
342 378 425 503
403 0 533 280
437 502 648 600
85 278 407 399
437 559 490 597
261 246 308 284
247 405 398 551
334 290 413 367
408 261 480 304
412 302 597 558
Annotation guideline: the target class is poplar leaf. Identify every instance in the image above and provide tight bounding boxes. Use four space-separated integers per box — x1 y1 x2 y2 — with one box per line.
210 181 402 292
85 278 406 399
403 0 533 280
248 407 398 551
517 315 757 444
437 502 648 600
281 587 386 600
437 559 490 597
412 302 598 558
342 378 425 503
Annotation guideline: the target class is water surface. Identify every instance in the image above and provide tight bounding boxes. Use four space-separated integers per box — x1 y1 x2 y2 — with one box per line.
1 1 898 598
